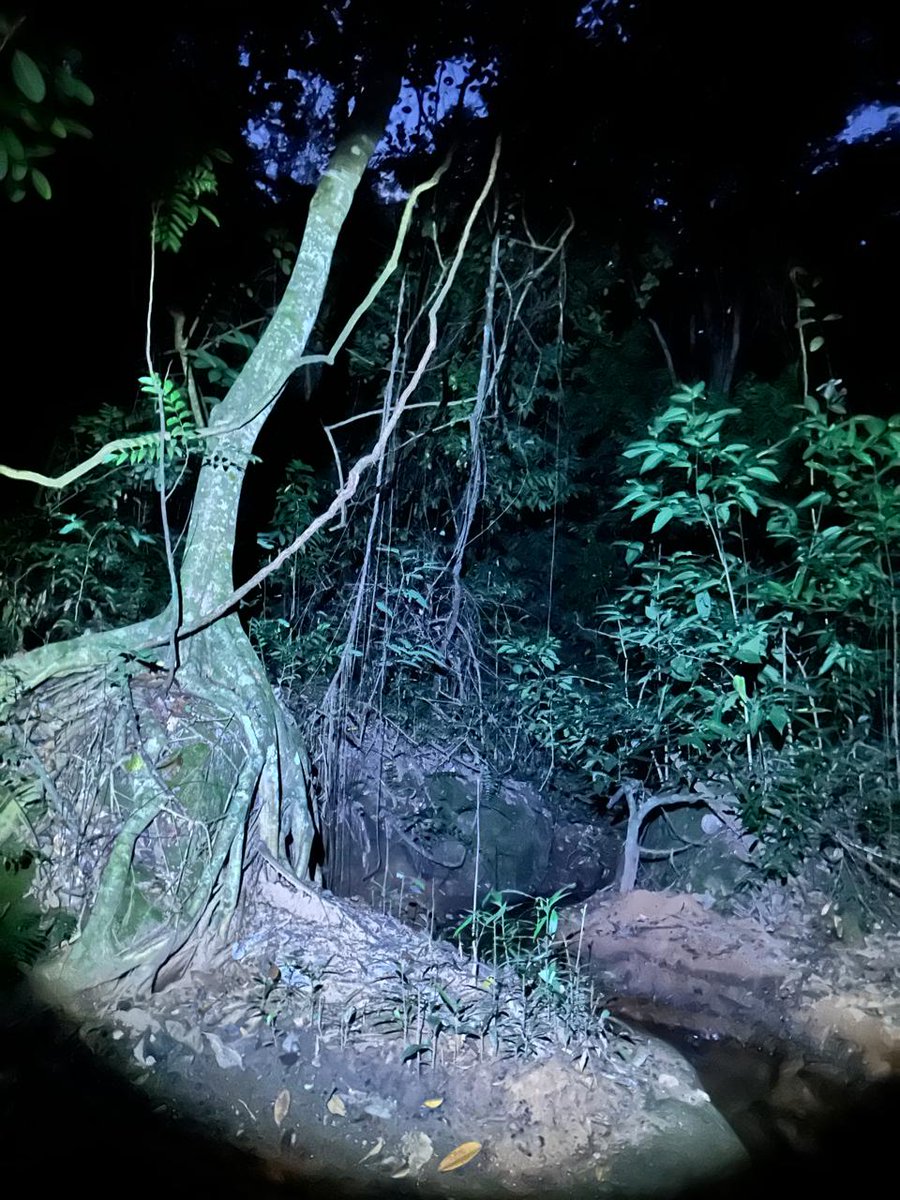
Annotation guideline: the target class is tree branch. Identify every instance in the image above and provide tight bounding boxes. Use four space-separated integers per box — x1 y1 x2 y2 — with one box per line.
169 139 502 641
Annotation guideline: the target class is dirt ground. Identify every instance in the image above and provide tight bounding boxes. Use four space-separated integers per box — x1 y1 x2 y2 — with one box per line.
60 870 900 1197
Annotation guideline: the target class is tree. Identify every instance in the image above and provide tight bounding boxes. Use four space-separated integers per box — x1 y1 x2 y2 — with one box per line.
0 26 511 990
5 4 899 988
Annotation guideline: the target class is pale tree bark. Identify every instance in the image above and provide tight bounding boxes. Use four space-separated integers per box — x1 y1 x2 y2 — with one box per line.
1 131 381 990
178 132 378 623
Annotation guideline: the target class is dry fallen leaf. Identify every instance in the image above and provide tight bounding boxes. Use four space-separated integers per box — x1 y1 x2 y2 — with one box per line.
423 1097 443 1109
326 1092 347 1117
438 1141 482 1172
132 1036 156 1067
273 1088 291 1127
359 1137 385 1164
203 1031 243 1070
115 1008 159 1037
400 1131 433 1176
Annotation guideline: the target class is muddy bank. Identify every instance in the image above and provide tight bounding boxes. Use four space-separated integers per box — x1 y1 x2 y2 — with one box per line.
5 880 899 1197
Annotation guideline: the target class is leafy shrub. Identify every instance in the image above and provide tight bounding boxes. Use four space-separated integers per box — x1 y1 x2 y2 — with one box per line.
600 379 900 874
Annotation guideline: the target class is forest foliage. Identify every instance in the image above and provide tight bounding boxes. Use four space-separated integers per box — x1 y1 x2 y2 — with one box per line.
2 6 899 951
2 194 898 915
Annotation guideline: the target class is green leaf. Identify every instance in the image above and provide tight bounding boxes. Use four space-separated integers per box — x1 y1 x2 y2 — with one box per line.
18 105 40 133
809 335 825 353
670 655 697 682
860 415 886 437
12 50 46 103
614 487 648 510
796 490 829 509
818 644 843 675
767 705 790 735
650 507 674 534
69 77 94 106
694 590 712 620
0 144 7 181
738 491 759 517
701 717 735 740
639 450 665 473
744 466 780 483
657 406 691 425
2 126 25 161
737 636 765 664
632 500 658 520
30 168 51 200
732 674 748 702
437 986 459 1014
59 117 92 139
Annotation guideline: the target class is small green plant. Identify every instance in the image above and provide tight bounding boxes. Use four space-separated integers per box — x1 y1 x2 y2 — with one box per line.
454 884 570 983
366 960 495 1068
452 886 618 1058
0 837 76 977
0 379 197 648
250 958 327 1032
153 150 231 253
105 375 196 473
249 615 344 694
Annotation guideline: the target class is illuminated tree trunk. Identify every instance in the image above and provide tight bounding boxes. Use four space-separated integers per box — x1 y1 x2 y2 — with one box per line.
5 132 378 991
172 129 380 875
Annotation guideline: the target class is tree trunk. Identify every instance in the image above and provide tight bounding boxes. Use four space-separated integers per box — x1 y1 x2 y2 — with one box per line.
172 128 381 878
3 131 379 991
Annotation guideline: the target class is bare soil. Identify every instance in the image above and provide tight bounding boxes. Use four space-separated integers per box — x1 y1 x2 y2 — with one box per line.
58 872 900 1197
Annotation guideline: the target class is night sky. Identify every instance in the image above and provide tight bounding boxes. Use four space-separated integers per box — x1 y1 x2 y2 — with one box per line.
3 2 900 493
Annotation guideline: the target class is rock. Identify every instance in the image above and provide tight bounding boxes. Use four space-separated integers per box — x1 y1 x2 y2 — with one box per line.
335 728 616 926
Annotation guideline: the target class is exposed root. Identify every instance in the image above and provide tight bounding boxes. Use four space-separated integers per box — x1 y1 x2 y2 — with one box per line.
2 616 313 992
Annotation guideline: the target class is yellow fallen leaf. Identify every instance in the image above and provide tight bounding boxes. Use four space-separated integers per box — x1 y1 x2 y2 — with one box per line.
326 1092 347 1117
273 1088 290 1127
423 1097 443 1109
438 1141 482 1172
